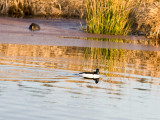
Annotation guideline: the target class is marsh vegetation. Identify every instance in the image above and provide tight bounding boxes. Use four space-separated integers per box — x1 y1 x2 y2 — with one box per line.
0 0 159 39
85 0 132 35
0 0 84 18
85 0 160 39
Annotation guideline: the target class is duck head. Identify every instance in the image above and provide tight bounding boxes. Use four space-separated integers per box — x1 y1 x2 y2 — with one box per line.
95 69 99 74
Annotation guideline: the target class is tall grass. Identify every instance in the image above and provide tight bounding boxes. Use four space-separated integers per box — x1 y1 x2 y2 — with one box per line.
85 0 133 35
133 1 160 39
0 0 159 39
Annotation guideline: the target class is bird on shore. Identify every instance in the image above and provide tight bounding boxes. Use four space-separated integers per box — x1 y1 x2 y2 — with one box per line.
29 23 40 31
79 69 100 79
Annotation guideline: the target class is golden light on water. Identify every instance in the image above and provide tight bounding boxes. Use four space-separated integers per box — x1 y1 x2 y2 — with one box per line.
0 43 159 80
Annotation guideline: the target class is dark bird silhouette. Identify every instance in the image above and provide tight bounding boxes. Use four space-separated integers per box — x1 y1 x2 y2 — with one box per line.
29 23 40 31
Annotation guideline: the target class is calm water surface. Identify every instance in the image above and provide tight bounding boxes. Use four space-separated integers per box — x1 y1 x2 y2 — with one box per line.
0 42 160 120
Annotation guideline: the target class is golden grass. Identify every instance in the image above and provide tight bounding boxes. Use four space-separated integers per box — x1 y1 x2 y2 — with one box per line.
85 0 134 35
84 0 160 39
0 0 159 39
133 1 160 39
0 0 84 18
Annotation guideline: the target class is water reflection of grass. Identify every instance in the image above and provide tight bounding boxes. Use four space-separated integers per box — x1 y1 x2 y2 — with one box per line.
84 47 124 60
60 36 160 47
0 43 159 79
88 38 124 43
88 38 160 47
83 45 160 79
83 47 125 76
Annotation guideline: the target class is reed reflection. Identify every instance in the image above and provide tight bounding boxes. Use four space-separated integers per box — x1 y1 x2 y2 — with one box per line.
0 43 159 85
64 37 160 47
83 47 160 78
92 37 160 47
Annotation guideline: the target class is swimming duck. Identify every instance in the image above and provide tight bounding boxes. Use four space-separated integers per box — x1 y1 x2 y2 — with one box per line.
79 69 100 79
29 23 40 31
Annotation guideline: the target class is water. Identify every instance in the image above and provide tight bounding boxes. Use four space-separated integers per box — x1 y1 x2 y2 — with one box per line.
0 16 160 120
0 43 160 120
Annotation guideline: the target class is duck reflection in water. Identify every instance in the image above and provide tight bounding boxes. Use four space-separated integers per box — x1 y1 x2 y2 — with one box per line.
93 78 99 84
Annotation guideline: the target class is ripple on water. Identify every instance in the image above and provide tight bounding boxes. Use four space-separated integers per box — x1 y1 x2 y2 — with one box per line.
0 43 160 120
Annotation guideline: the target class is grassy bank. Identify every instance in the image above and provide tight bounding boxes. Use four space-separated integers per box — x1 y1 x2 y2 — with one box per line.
85 0 160 39
133 1 160 39
0 0 159 39
85 0 133 35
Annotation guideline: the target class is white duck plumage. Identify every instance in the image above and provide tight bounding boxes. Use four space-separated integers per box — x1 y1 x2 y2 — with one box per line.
79 69 100 79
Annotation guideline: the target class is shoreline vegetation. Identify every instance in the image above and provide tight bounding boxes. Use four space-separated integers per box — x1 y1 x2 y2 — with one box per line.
0 0 159 40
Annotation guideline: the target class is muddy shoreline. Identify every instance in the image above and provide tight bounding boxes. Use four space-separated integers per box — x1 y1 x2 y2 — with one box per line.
0 16 159 52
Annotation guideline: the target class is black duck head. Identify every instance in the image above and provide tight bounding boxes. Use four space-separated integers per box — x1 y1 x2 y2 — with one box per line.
95 69 99 74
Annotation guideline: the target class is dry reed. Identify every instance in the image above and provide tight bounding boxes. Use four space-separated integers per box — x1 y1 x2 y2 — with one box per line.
84 0 160 39
133 1 160 39
0 0 159 39
0 0 84 18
